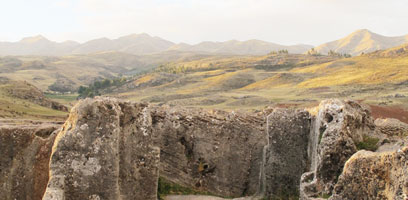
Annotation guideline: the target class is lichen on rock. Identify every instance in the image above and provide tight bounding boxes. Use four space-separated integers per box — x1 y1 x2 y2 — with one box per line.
43 98 160 200
331 147 408 200
0 124 59 200
300 99 376 199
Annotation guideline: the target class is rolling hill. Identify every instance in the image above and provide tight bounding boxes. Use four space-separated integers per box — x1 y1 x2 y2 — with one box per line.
0 52 150 92
0 78 68 121
1 44 407 122
96 45 408 123
0 35 79 56
72 33 175 55
314 29 408 56
0 50 228 93
167 40 312 55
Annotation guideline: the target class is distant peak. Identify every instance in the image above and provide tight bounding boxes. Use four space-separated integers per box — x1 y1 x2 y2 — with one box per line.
351 29 374 35
121 33 152 39
356 29 371 32
62 40 80 45
20 35 50 43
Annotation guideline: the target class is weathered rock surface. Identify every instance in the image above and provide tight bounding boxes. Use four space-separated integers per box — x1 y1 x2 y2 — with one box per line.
3 97 407 200
0 124 59 200
261 108 311 199
43 98 160 200
375 118 408 137
331 147 408 200
151 106 267 197
164 195 257 200
375 118 408 153
301 99 376 199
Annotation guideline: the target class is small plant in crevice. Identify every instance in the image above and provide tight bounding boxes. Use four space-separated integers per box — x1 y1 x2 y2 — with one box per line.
318 193 331 199
356 135 379 151
157 177 215 200
319 125 327 144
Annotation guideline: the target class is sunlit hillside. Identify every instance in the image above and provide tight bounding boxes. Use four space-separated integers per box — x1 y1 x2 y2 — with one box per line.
101 45 408 122
0 79 68 121
314 29 408 56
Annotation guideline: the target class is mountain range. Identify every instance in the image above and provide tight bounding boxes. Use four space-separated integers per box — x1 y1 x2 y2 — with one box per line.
0 29 407 56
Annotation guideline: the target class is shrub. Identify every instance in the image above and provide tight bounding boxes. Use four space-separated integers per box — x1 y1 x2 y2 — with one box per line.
356 135 379 151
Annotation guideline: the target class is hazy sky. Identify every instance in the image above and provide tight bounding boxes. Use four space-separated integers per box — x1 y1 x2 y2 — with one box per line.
0 0 407 45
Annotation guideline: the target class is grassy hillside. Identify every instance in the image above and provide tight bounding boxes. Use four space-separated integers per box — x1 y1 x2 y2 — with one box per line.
2 44 407 123
0 79 68 121
108 53 340 109
105 46 408 123
0 51 230 93
0 52 145 92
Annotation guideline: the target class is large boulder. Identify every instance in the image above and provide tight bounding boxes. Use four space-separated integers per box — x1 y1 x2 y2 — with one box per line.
300 99 376 199
151 106 267 197
0 124 59 200
261 108 311 199
375 118 408 137
42 98 160 200
331 147 408 200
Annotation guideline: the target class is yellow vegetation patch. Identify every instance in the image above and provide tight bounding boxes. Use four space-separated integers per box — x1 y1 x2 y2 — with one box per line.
241 73 299 90
295 56 408 88
134 74 155 85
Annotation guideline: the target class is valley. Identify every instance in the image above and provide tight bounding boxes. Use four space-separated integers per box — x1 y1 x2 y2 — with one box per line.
2 0 408 199
0 22 408 200
1 42 408 123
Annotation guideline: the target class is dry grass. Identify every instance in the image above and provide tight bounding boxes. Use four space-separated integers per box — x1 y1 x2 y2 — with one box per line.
0 81 68 120
294 56 408 88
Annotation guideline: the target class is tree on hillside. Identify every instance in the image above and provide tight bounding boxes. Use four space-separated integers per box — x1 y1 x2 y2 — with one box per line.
343 53 352 58
278 49 289 54
307 48 320 56
77 77 127 99
268 51 278 55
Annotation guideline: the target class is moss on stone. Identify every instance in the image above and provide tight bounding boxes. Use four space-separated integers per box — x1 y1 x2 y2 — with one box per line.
318 193 331 199
157 177 215 200
356 135 379 151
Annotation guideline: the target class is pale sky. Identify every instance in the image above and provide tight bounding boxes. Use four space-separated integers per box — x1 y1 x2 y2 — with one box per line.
0 0 407 45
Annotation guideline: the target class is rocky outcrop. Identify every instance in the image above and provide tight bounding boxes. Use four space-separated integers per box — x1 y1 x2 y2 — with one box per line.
261 109 311 199
2 97 407 200
151 105 267 197
300 99 376 199
0 124 59 200
41 98 267 199
375 118 408 137
331 147 408 200
43 98 160 200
